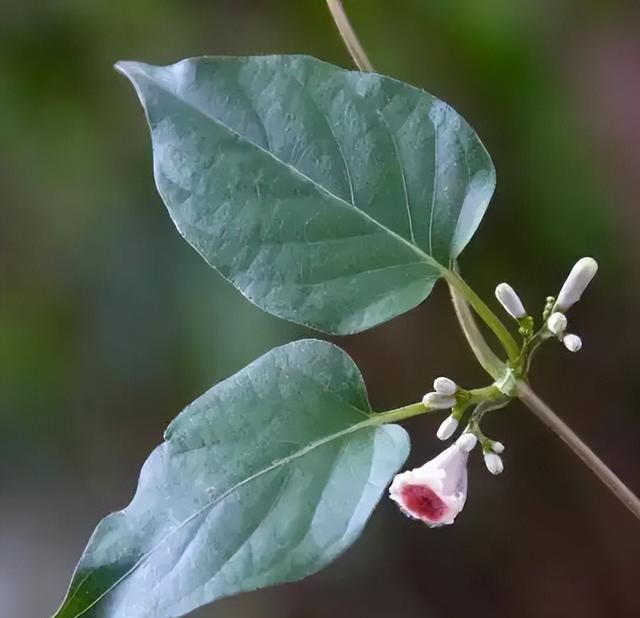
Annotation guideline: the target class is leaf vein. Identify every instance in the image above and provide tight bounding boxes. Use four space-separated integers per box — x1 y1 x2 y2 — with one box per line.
427 121 439 255
132 66 443 272
65 418 379 617
376 110 416 244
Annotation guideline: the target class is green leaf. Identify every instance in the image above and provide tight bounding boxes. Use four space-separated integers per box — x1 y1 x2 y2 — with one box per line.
116 55 495 334
54 339 410 618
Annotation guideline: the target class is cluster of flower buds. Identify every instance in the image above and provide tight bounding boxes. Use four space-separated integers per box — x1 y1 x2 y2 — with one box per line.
544 257 598 352
389 433 478 527
390 257 598 528
395 378 509 526
483 440 505 475
422 377 464 441
494 257 598 353
547 312 581 351
422 377 457 410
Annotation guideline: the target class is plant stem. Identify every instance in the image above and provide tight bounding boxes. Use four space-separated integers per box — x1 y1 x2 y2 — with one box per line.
468 384 502 403
516 381 640 521
445 269 520 362
372 384 500 427
326 0 374 71
449 265 505 379
371 401 430 425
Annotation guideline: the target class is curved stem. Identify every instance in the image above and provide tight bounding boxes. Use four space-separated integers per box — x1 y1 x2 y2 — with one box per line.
449 277 505 379
445 269 520 362
326 0 374 71
467 396 511 445
516 381 640 521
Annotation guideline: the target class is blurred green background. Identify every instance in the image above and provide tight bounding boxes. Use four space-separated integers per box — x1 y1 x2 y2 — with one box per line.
2 1 640 617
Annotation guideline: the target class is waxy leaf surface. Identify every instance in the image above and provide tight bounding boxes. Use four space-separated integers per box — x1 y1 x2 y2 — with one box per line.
117 55 495 333
54 339 410 618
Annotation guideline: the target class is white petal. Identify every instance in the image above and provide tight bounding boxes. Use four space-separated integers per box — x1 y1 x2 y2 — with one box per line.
495 283 527 319
456 433 478 452
556 257 598 311
433 377 457 395
436 415 459 440
388 443 469 526
547 312 567 335
484 452 504 475
563 333 582 352
423 392 456 409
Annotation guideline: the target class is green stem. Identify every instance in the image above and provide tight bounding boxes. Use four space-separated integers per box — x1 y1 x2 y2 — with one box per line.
370 401 430 426
467 384 502 402
370 383 502 428
448 275 505 379
445 269 520 362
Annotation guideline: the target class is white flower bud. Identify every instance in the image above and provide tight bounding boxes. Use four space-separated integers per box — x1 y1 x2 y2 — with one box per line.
563 333 582 352
547 312 567 335
389 442 470 526
491 441 505 454
433 376 457 396
484 451 504 475
495 283 527 319
423 392 456 409
456 433 478 452
556 257 598 312
436 415 459 441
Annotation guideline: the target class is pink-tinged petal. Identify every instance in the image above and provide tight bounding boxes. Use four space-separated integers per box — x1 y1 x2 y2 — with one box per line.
400 483 449 523
389 442 471 527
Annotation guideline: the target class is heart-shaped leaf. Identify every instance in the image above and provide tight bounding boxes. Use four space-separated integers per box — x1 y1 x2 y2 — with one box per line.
54 339 410 618
117 55 495 334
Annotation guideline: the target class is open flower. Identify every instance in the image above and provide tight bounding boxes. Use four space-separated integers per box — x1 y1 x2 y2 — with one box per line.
389 436 476 527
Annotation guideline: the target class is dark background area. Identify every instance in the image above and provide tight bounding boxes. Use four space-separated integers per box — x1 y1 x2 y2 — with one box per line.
2 1 640 617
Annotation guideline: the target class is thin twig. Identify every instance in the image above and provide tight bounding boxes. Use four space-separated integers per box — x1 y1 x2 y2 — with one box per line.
517 381 640 521
326 0 374 71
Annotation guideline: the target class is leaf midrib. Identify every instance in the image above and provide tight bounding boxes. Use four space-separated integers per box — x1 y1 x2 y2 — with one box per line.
117 61 446 276
60 411 387 618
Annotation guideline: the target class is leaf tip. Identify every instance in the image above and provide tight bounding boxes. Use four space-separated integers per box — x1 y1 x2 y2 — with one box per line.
114 60 141 80
114 61 153 107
